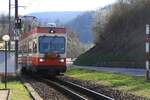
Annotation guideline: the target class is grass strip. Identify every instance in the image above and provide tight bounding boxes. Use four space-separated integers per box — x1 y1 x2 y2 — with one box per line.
0 76 31 100
66 67 150 98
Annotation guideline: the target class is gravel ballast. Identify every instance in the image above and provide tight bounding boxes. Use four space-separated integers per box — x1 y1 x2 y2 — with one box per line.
24 76 68 100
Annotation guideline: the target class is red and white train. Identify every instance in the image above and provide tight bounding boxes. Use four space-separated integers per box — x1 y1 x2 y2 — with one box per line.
19 25 67 74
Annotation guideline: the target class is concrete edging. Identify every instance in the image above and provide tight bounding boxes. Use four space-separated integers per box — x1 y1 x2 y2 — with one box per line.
18 75 43 100
0 89 10 100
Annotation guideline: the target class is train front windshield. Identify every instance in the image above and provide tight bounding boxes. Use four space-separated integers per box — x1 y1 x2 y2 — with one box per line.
39 36 65 53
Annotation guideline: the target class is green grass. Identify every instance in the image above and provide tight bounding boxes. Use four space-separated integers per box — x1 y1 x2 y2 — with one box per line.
0 76 30 100
66 67 150 98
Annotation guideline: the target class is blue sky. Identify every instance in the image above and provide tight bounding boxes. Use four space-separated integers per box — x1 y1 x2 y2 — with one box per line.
0 0 116 15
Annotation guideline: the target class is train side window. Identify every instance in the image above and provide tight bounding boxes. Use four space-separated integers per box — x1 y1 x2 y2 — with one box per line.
29 41 32 53
28 48 32 53
33 41 37 53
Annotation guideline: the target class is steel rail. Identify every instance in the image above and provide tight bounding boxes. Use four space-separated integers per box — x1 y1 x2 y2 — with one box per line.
43 78 87 100
31 75 87 100
54 78 114 100
28 74 114 100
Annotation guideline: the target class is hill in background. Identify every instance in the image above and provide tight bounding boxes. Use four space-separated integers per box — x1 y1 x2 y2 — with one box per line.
28 11 83 24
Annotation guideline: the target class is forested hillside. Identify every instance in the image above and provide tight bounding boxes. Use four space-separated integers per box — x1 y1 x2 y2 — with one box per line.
75 0 150 67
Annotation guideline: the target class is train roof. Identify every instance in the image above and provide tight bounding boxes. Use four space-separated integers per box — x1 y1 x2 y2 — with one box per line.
20 26 66 40
31 27 66 34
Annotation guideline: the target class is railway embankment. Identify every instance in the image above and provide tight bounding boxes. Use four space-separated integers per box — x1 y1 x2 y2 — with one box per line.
74 52 145 68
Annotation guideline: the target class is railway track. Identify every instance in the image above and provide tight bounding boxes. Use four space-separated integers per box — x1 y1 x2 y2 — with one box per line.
30 75 114 100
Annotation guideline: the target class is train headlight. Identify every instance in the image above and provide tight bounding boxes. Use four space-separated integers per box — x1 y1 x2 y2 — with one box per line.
60 59 64 62
49 30 55 33
39 58 45 62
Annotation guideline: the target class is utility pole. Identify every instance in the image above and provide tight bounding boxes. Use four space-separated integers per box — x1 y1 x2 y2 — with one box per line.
8 0 11 52
15 0 18 18
5 41 7 88
145 24 150 80
15 0 18 72
9 0 11 36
